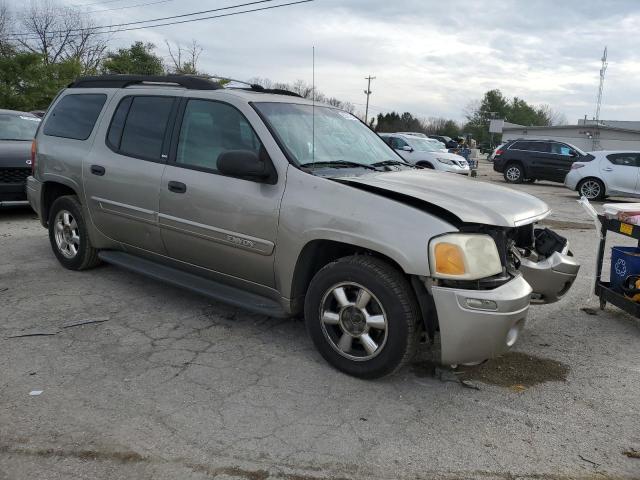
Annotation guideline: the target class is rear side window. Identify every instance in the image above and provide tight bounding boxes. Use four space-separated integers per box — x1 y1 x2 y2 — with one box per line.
43 94 106 140
107 96 175 161
510 141 531 151
607 153 640 167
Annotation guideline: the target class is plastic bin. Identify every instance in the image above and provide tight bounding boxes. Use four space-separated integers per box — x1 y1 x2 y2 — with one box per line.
610 246 640 291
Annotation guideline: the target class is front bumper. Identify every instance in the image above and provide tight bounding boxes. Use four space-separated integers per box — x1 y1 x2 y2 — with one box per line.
431 274 532 365
519 250 580 304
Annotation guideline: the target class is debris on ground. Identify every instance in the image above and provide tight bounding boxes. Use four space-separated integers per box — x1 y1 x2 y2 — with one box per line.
623 448 640 459
29 390 43 396
581 307 599 316
8 330 60 339
457 352 569 389
578 454 600 467
63 317 110 329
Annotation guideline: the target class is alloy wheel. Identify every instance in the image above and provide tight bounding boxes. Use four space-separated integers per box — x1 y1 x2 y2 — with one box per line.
319 282 388 361
505 166 521 182
54 210 80 259
580 180 601 200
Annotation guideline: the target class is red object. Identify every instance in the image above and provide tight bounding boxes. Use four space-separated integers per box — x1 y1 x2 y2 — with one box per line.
31 140 36 175
494 149 504 156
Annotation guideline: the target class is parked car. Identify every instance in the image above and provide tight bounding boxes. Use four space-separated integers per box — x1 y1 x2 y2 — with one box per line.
493 139 586 184
0 109 41 206
28 75 579 378
564 151 640 200
428 134 458 149
379 133 469 174
488 143 505 161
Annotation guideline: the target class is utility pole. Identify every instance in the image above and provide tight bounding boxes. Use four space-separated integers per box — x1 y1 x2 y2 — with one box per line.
364 75 376 125
593 46 607 150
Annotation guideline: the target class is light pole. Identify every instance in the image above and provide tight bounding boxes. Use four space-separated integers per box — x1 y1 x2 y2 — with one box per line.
364 75 376 125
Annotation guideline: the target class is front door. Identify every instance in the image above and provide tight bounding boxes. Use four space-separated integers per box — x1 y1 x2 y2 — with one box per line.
548 142 577 182
599 152 640 195
158 98 284 287
85 94 178 253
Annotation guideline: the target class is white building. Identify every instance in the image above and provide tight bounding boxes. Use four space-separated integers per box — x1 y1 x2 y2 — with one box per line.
499 121 640 152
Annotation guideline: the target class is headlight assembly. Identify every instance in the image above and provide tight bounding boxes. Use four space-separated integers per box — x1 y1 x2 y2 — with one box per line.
429 234 502 280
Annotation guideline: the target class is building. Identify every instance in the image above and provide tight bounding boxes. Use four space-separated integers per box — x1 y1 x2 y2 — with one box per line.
499 121 640 152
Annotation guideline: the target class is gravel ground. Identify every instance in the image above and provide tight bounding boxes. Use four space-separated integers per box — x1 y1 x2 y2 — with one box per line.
1 161 639 479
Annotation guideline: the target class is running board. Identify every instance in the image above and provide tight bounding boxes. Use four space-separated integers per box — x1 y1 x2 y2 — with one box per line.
98 251 288 318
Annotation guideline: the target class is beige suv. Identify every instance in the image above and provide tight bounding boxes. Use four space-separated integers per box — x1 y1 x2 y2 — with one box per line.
27 75 580 378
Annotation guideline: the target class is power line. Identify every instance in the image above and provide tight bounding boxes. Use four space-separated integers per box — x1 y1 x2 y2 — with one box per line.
7 0 279 37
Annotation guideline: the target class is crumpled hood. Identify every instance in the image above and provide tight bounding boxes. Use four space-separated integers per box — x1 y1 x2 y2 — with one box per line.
338 170 551 227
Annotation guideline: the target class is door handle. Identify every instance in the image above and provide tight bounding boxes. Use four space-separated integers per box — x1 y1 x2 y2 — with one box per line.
90 165 105 176
168 181 187 194
603 167 613 171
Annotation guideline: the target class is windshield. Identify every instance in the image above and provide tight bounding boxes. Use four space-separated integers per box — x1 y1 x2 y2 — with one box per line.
406 137 443 152
0 114 40 141
254 103 397 167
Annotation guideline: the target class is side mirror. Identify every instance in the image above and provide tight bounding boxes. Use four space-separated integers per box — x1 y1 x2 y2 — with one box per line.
569 150 577 157
217 150 270 180
401 145 413 152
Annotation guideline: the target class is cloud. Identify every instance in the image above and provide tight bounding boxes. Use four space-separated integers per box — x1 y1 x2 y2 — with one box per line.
8 0 640 122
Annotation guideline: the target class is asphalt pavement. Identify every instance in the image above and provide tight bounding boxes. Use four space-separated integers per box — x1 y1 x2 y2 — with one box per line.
1 161 639 479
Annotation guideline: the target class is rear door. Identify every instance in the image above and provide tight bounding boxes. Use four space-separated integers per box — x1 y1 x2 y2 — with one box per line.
158 97 284 287
84 93 178 253
548 142 577 181
599 153 640 195
524 141 555 180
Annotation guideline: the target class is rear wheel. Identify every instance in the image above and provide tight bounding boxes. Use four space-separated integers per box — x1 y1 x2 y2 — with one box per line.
304 256 419 379
48 195 101 270
504 163 524 183
578 178 605 200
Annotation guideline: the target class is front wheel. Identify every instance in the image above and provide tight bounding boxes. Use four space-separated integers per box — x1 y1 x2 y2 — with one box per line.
48 195 101 270
304 256 420 379
578 178 605 200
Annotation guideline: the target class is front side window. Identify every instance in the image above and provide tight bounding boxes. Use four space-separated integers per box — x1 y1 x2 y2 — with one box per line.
43 94 106 140
0 114 40 140
391 137 410 150
254 103 396 168
108 96 175 161
551 143 573 155
607 153 640 167
176 99 261 172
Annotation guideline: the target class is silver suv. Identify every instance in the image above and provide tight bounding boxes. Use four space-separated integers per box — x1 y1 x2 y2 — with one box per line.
27 75 580 378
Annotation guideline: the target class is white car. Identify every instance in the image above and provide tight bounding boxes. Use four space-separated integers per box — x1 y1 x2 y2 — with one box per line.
380 133 469 174
395 132 449 152
564 150 640 200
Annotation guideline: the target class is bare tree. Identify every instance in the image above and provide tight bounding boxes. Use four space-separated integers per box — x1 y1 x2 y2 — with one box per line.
0 0 9 46
165 39 203 75
16 0 107 71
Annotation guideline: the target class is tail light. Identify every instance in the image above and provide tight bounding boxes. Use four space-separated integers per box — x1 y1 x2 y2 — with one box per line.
31 140 36 175
571 163 585 170
495 149 504 156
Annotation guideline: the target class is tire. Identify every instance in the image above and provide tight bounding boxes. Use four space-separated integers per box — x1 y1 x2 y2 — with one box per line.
304 255 420 379
578 178 605 201
504 162 524 183
48 195 101 270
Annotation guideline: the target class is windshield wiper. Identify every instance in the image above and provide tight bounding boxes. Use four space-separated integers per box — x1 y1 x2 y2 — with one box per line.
299 160 379 171
372 160 415 168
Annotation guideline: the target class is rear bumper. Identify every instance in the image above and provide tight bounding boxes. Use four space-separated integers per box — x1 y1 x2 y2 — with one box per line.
26 176 43 219
564 170 581 190
492 158 505 172
431 274 532 365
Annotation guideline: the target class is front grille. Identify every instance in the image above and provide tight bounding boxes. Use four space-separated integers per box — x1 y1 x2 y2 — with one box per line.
0 168 30 184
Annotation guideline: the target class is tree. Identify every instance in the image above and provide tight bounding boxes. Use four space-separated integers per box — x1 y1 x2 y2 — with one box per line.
165 39 203 75
0 49 81 110
15 0 107 73
102 42 164 75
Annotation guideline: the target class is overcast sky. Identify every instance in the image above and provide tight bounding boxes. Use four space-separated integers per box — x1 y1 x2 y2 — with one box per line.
8 0 640 122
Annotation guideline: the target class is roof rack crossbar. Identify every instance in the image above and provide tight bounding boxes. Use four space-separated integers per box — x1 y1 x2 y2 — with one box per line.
68 75 222 90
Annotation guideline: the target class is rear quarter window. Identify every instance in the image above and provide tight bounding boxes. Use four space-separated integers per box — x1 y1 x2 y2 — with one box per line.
43 94 107 140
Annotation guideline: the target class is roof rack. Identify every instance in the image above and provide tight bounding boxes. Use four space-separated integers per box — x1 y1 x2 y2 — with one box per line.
68 75 222 90
211 76 302 98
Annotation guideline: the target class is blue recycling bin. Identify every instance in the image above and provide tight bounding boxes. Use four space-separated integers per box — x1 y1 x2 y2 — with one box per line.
610 246 640 291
